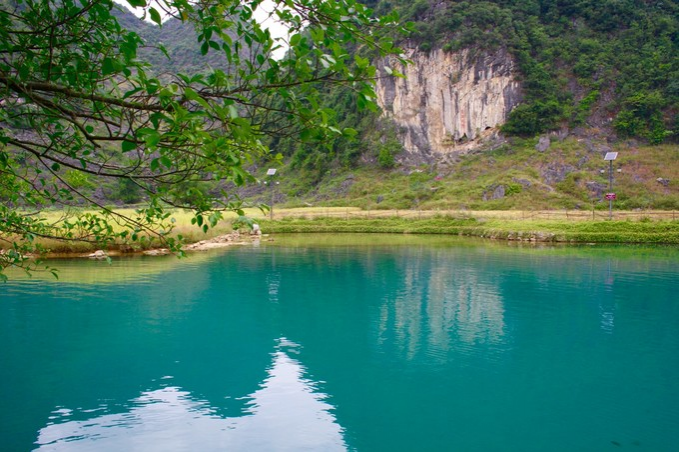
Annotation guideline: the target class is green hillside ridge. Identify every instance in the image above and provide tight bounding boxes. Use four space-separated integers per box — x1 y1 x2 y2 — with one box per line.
249 136 678 211
114 0 679 146
4 1 678 212
389 0 679 140
49 2 679 210
112 6 237 74
251 0 679 204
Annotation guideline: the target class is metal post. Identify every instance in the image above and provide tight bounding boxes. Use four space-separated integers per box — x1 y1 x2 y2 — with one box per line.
609 159 613 220
270 182 274 220
604 152 618 221
592 200 595 221
265 168 277 221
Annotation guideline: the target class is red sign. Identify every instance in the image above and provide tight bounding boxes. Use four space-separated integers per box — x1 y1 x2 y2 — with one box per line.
605 193 616 200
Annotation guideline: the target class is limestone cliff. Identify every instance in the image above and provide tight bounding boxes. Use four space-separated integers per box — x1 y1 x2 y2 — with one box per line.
376 48 522 158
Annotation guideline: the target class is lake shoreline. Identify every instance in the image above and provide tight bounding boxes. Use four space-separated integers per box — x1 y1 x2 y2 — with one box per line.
259 216 679 245
10 214 679 262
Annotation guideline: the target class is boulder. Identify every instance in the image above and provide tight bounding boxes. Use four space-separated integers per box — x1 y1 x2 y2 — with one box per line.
657 177 670 187
535 136 551 152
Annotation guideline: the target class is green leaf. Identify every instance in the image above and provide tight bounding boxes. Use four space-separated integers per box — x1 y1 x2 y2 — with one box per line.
355 55 369 69
123 87 144 99
143 131 161 148
160 155 172 169
101 58 118 76
158 43 170 59
183 87 211 110
343 128 358 138
149 7 162 25
0 0 408 278
122 140 137 152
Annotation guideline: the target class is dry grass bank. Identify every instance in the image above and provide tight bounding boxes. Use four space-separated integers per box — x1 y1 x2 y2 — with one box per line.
4 206 679 256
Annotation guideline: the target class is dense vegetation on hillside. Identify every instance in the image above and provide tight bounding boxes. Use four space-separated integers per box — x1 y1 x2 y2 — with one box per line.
388 0 678 141
118 1 679 149
2 0 677 214
253 0 679 185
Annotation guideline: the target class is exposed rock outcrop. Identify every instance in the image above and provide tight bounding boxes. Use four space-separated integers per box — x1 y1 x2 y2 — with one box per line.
376 47 522 158
536 136 551 152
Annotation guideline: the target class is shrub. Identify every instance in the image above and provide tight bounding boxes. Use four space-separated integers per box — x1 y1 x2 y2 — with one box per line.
231 215 255 231
116 178 141 204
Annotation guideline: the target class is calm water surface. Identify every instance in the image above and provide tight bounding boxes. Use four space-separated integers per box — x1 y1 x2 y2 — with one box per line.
1 235 679 451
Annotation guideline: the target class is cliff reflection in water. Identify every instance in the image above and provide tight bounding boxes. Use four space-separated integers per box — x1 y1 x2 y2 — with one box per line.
377 248 506 361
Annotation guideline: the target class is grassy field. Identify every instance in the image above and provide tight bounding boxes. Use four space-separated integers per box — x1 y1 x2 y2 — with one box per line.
270 138 678 212
252 207 679 222
257 213 679 245
5 206 679 257
6 137 676 254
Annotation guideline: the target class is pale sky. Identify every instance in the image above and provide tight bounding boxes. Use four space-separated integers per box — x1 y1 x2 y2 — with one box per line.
113 0 289 57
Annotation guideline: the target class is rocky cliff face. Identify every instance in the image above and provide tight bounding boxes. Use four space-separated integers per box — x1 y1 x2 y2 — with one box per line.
376 48 522 160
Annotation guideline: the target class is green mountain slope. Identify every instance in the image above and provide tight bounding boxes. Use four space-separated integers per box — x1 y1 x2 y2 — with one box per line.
112 6 234 74
13 2 677 210
259 137 678 211
250 0 679 210
390 0 679 141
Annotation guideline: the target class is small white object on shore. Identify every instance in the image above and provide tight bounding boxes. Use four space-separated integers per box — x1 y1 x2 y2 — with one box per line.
87 250 108 259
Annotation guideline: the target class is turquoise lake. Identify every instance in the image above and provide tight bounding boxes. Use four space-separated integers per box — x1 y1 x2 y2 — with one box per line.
1 235 679 451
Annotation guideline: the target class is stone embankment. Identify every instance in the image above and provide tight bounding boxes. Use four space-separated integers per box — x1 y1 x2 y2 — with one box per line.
182 231 266 251
80 231 265 259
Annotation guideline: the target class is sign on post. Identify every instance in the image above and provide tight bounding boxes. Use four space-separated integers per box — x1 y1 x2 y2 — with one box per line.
605 193 616 200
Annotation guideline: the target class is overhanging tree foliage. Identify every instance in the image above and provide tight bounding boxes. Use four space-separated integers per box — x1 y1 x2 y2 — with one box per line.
0 0 405 278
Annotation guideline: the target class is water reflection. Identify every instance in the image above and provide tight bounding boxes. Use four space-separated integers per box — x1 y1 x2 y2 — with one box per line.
3 238 679 451
378 250 506 361
599 259 616 334
2 251 223 285
35 339 346 451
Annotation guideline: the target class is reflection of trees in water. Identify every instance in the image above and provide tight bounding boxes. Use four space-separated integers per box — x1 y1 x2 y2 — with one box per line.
378 251 505 361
